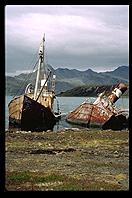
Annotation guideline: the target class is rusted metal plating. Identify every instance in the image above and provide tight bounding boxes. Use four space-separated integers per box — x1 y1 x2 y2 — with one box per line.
66 83 128 129
108 83 127 104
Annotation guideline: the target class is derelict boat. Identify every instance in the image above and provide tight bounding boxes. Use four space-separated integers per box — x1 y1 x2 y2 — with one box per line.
66 83 129 130
8 35 61 132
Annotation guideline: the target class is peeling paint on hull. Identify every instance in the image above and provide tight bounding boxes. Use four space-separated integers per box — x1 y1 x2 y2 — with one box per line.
66 105 128 130
9 95 57 132
21 95 56 131
66 83 129 130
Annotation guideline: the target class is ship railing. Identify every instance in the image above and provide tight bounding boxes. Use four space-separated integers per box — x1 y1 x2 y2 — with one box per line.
36 90 55 97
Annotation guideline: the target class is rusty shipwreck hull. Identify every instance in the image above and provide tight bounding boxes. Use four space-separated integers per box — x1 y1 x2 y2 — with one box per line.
21 95 56 131
66 102 112 127
66 83 129 130
9 95 24 129
9 95 57 131
66 102 127 130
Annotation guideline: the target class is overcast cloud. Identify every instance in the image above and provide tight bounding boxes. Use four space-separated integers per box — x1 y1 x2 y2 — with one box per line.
5 5 129 76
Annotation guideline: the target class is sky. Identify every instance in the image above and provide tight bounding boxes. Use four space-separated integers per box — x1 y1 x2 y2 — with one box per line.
5 5 129 76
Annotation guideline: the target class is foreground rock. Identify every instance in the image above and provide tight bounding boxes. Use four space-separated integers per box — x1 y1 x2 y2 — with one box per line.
5 128 129 191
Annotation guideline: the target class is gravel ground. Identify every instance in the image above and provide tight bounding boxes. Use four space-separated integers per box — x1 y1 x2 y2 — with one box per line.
5 128 129 191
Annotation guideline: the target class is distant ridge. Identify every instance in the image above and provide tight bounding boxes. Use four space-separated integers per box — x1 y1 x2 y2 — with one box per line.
6 65 129 95
100 66 129 81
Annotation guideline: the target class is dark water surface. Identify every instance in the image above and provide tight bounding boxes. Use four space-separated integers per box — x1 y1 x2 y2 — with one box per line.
6 96 129 131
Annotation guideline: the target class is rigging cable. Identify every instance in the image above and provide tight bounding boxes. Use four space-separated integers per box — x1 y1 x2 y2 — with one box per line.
13 58 39 97
13 46 40 97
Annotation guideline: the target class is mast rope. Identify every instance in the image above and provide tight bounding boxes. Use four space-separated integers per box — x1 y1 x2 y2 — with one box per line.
12 44 41 97
13 58 39 97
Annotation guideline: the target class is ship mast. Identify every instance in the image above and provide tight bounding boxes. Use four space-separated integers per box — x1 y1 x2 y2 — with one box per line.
34 34 45 100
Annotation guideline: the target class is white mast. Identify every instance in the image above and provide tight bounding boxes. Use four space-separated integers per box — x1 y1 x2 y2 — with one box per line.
34 35 45 99
40 33 47 90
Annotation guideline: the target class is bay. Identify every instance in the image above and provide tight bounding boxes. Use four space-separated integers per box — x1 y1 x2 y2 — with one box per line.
5 95 129 131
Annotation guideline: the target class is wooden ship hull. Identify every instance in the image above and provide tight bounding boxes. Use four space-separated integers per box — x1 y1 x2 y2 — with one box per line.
8 35 61 132
9 94 24 129
66 83 129 130
8 94 57 131
21 95 56 131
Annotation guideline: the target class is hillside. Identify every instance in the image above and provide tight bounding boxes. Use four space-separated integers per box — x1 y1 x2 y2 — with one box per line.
58 84 129 97
101 66 129 81
6 65 129 96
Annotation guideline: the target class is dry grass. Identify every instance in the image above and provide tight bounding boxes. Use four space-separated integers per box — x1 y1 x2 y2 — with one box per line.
5 128 129 191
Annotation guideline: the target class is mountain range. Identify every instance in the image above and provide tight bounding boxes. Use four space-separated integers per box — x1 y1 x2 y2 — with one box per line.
6 65 129 96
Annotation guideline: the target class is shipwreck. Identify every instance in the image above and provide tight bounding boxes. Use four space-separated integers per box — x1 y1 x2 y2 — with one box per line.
8 34 61 132
66 83 129 130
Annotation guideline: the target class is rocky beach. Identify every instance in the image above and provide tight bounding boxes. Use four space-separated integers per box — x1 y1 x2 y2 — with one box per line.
5 128 129 191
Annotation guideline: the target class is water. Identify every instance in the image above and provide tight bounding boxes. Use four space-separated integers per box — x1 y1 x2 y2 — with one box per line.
6 95 129 131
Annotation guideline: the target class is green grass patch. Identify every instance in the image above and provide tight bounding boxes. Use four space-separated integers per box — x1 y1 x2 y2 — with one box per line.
6 171 124 191
7 171 67 183
8 172 31 182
